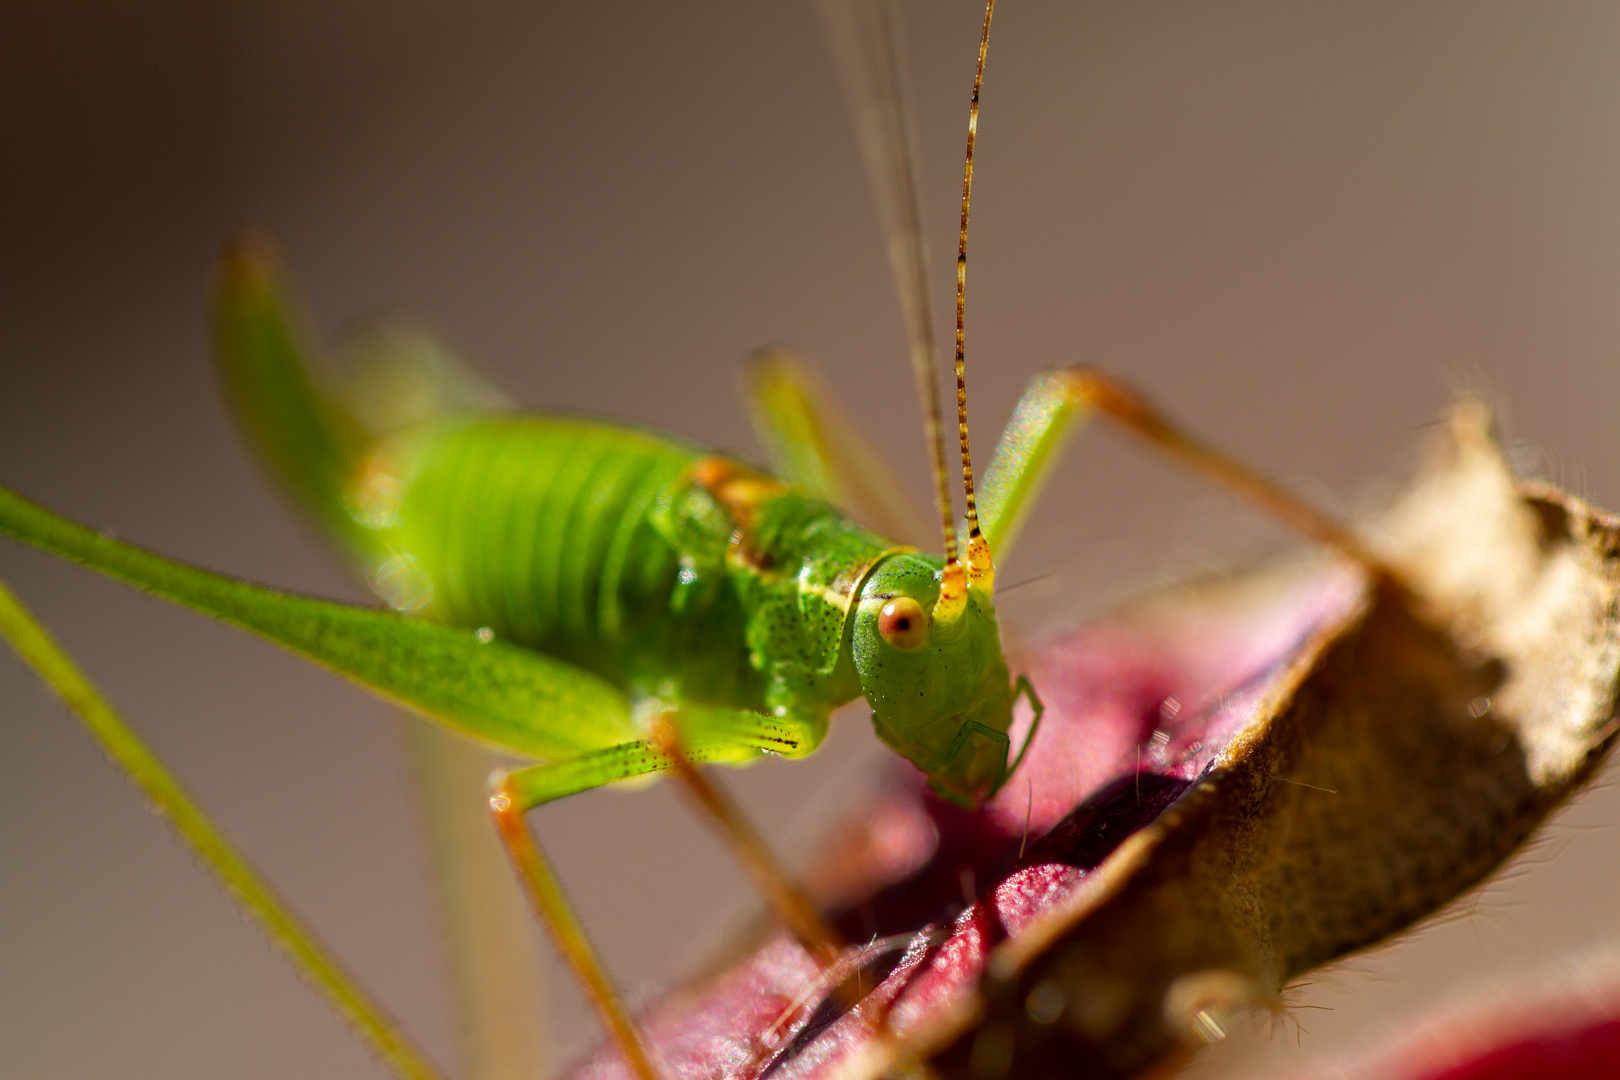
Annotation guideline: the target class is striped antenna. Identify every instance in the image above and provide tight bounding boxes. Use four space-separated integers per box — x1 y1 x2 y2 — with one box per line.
936 0 998 623
815 0 997 624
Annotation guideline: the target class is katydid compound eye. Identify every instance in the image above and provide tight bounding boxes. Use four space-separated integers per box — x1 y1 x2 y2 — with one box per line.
878 597 928 650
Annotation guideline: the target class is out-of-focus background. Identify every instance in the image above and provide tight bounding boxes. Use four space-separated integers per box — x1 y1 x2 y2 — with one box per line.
4 3 1620 1078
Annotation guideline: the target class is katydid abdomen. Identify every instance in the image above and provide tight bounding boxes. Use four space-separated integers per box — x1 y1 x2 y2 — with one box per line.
362 415 768 713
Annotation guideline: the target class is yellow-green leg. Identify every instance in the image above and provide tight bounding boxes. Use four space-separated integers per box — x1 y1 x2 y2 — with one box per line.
742 350 1379 576
977 365 1387 572
743 350 933 548
488 704 840 1080
486 784 658 1080
649 715 844 962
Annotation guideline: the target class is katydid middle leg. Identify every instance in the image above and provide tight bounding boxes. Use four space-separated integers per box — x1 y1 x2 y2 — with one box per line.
743 350 933 548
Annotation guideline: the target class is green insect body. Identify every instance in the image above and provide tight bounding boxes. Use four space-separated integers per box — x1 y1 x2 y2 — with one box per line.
0 5 1485 1075
0 253 1355 1080
309 353 1021 805
0 239 1065 810
0 7 1114 1071
0 221 1084 1080
372 419 770 726
192 236 1030 807
392 418 1024 797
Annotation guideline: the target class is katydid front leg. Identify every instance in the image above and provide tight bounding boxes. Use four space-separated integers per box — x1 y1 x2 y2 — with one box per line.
978 366 1387 573
487 702 840 1079
491 702 839 950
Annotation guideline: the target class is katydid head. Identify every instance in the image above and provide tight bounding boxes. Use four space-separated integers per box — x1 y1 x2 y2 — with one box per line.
851 551 1015 807
843 0 1024 806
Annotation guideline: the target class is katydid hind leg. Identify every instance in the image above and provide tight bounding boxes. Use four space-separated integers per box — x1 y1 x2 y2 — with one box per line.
405 720 547 1080
218 243 547 1077
0 575 449 1080
214 242 512 559
0 483 641 762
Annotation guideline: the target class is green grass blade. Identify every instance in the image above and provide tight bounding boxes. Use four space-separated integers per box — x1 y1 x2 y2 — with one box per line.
0 485 632 760
0 575 448 1080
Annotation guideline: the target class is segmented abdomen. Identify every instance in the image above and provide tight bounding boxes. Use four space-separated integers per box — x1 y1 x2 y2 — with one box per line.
378 416 747 698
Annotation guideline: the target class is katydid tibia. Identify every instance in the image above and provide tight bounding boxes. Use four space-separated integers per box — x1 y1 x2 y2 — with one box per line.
0 2 1378 1077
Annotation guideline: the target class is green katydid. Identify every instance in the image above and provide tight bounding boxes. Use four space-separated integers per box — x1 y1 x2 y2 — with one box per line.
0 3 1364 1074
5 3 1591 1078
4 3 1070 1065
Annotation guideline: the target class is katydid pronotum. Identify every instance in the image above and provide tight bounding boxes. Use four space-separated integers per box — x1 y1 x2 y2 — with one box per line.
5 4 1620 1079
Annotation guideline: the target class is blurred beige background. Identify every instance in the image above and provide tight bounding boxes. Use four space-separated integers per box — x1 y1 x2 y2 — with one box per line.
4 2 1620 1078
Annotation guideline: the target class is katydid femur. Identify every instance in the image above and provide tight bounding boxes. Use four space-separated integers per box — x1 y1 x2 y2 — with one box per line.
0 2 1376 1077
